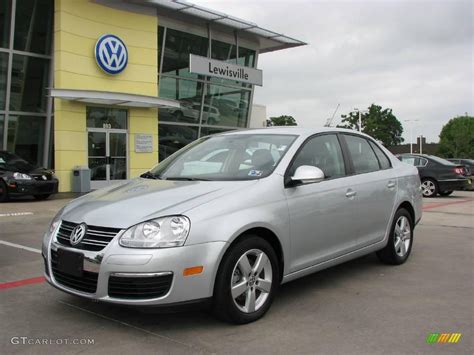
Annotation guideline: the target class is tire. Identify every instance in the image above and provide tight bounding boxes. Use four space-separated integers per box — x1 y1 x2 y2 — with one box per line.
439 191 453 196
0 180 9 202
213 235 279 324
421 178 438 198
377 208 414 265
33 194 50 201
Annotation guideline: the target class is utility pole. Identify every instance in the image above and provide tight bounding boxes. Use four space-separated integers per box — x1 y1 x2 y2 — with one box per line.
354 108 368 132
404 119 419 154
419 135 423 154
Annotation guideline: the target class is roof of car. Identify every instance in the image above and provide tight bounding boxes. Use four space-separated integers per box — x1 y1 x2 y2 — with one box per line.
220 127 371 138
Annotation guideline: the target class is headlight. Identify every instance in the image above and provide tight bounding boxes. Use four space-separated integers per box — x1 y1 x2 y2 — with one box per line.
13 172 32 180
48 207 64 234
119 216 190 248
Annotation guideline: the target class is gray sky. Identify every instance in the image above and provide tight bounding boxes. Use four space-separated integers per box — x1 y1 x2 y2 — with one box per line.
195 0 473 142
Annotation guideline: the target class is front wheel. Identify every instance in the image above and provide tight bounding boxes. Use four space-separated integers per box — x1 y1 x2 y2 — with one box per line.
213 236 279 324
421 178 438 197
439 191 453 196
0 180 9 202
33 194 50 201
377 208 413 265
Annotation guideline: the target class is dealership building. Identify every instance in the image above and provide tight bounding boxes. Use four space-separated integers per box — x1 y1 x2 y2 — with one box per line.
0 0 305 191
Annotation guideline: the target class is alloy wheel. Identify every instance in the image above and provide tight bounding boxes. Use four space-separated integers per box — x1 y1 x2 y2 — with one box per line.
231 249 273 313
394 216 411 257
421 180 436 197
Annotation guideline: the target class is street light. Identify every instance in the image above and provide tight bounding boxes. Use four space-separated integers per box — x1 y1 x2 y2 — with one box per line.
404 119 419 154
353 108 368 132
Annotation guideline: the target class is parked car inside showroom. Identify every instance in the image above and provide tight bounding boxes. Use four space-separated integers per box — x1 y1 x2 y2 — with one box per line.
397 154 469 197
0 151 59 202
43 128 422 324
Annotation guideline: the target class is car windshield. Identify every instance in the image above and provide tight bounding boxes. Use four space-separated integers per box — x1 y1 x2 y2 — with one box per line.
149 134 297 181
0 152 36 171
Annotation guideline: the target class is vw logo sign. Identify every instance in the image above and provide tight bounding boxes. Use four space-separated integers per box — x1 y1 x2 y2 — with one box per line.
95 34 128 75
70 223 87 246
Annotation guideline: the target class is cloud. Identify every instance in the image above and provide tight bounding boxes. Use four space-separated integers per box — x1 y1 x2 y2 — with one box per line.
195 0 473 142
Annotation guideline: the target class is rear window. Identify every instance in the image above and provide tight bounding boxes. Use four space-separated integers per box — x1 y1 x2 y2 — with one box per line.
428 156 456 166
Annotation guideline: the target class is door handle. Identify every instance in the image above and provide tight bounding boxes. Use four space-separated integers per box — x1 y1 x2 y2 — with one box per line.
345 189 357 198
387 181 396 189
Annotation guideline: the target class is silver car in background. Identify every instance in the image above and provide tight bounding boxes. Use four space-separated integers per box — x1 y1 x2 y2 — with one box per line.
43 128 422 323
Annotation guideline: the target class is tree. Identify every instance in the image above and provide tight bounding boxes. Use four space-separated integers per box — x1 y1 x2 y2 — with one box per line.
337 104 404 146
266 115 297 127
437 116 474 158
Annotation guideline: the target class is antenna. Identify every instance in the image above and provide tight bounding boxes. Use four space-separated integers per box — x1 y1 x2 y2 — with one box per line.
324 103 340 127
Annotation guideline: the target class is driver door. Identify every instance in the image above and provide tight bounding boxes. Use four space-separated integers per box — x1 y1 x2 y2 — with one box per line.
284 134 358 272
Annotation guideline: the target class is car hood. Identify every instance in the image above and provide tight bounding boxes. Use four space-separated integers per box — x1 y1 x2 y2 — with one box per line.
61 178 258 229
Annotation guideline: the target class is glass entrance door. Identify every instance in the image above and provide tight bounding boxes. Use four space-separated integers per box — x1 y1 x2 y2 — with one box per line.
88 129 128 189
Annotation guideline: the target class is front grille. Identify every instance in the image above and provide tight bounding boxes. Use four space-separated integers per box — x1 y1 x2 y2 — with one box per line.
51 249 98 293
56 221 121 251
108 274 173 299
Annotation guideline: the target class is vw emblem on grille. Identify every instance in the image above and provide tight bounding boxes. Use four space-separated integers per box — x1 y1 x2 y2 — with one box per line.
95 34 128 75
70 223 87 246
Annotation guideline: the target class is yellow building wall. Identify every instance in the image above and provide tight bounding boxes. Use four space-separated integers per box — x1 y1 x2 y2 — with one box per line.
54 0 158 192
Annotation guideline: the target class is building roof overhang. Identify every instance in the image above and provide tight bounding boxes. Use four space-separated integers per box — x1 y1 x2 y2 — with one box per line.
50 89 180 108
127 0 307 53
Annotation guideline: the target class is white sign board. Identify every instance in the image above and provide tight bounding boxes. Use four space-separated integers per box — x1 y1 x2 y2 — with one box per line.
135 134 153 153
190 54 263 86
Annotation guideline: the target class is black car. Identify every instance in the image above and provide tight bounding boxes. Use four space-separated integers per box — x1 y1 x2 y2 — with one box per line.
0 151 59 202
448 158 474 190
397 154 468 197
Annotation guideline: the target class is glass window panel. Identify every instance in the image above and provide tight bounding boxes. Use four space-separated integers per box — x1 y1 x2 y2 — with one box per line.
203 84 250 128
237 47 256 68
344 135 380 174
0 52 7 109
158 124 198 161
7 115 45 165
86 107 128 129
0 0 11 48
14 0 53 54
110 158 127 180
161 28 208 79
10 54 49 112
87 132 106 157
89 158 106 181
159 77 204 123
369 141 391 169
109 133 127 157
211 39 236 63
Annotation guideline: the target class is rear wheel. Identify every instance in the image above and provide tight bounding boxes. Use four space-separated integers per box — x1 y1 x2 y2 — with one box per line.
0 180 9 202
377 208 413 265
421 178 438 197
439 191 453 196
213 235 279 324
33 194 50 201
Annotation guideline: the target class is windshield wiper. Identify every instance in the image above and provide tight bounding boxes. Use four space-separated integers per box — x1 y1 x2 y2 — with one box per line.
165 177 211 181
140 171 161 180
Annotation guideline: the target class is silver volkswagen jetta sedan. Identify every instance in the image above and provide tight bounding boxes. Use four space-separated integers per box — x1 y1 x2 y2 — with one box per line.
43 128 422 323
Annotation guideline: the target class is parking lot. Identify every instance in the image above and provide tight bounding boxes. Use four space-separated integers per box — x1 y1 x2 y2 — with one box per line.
0 192 472 354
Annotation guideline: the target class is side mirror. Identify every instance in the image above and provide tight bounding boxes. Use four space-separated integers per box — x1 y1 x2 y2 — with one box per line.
291 165 325 185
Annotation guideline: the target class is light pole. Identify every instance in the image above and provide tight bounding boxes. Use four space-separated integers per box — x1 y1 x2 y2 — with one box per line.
404 119 419 154
419 134 423 154
354 108 368 132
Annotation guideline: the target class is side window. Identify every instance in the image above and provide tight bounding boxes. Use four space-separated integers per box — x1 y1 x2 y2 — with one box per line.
344 135 380 174
401 156 415 165
416 158 428 167
369 141 391 169
290 134 346 178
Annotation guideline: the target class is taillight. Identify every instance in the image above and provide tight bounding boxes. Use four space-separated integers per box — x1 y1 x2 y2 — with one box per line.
454 167 464 175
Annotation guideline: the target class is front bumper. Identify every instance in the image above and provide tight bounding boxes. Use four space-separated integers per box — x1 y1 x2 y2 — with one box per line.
43 230 227 306
8 179 58 196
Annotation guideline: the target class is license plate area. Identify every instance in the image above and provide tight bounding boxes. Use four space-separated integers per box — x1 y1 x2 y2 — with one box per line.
57 248 84 277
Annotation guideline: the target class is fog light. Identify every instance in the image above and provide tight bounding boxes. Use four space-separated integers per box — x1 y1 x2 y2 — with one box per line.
183 266 204 276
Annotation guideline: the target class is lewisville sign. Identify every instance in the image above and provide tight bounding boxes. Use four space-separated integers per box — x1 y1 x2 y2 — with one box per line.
189 54 263 86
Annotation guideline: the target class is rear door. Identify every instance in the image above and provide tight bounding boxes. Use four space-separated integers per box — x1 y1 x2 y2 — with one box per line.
341 134 398 247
